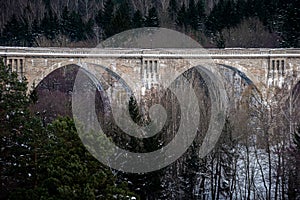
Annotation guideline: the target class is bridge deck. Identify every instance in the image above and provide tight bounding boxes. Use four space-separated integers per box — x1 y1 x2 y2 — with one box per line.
0 47 300 59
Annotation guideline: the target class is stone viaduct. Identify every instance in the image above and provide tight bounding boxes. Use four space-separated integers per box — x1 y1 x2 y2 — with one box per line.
0 47 300 102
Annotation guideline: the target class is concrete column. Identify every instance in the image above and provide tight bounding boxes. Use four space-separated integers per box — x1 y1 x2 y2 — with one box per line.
155 60 159 82
14 59 18 73
8 59 12 72
20 59 24 78
143 60 147 81
276 60 280 87
281 60 285 76
272 60 275 86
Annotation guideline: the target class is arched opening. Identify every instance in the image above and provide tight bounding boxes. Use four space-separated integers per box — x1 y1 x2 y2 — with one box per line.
217 64 262 111
30 64 80 123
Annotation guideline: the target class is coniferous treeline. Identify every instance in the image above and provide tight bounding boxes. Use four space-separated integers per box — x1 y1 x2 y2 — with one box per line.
0 0 299 47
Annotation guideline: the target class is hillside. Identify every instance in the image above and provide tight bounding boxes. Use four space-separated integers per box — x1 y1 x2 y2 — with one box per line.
0 0 299 48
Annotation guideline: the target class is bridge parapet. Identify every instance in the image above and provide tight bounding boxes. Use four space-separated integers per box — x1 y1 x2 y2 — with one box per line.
1 47 300 58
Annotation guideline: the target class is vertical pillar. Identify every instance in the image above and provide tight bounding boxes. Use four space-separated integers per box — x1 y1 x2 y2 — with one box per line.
276 60 280 87
272 60 275 86
155 60 159 82
14 59 18 74
8 59 12 72
281 60 285 76
149 60 153 79
20 59 24 78
140 59 143 78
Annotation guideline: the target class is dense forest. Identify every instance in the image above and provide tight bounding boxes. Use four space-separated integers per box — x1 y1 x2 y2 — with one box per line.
0 0 299 48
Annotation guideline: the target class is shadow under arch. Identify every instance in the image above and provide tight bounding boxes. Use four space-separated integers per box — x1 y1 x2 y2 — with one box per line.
31 62 135 125
216 63 263 104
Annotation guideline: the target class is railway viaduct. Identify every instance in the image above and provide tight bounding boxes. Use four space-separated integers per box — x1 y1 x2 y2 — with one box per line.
0 47 300 102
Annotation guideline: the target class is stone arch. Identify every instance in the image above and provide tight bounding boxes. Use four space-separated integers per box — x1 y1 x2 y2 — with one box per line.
28 60 80 90
30 60 134 98
188 59 265 98
215 61 263 88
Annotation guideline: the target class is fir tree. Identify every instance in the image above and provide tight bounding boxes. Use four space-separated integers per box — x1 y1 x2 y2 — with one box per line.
41 9 60 40
176 3 188 31
132 10 144 28
111 2 132 35
188 0 198 30
0 59 38 198
168 0 178 21
1 15 22 46
102 0 115 38
145 7 159 27
196 0 206 31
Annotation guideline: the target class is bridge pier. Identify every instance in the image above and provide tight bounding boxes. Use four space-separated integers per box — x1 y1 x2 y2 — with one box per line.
4 57 25 79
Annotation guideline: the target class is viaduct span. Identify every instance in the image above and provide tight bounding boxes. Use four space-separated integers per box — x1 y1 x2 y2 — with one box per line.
0 47 300 101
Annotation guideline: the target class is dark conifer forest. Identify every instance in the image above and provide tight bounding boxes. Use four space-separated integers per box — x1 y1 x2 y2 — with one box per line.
0 0 299 48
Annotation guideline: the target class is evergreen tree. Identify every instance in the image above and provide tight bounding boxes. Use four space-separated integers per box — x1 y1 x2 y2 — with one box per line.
176 3 188 31
196 0 206 31
60 7 92 42
1 15 22 46
32 19 41 39
110 2 132 35
68 11 87 41
188 0 198 30
224 0 240 28
205 0 227 34
0 60 138 199
0 59 39 198
41 9 60 40
145 7 159 27
95 9 103 28
60 7 71 37
279 0 300 47
132 10 144 28
0 60 29 134
235 0 247 21
168 0 178 21
102 0 115 38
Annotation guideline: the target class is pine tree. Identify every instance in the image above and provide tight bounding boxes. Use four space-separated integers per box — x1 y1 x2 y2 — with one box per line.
205 0 227 33
168 0 178 21
60 7 91 42
132 10 144 28
188 0 198 30
0 60 29 132
145 7 159 27
110 2 132 35
102 0 115 38
279 0 300 47
1 15 22 46
176 3 188 31
41 9 60 40
0 59 38 198
196 0 206 31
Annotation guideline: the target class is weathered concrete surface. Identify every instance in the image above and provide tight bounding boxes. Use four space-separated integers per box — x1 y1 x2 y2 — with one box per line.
0 47 299 101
